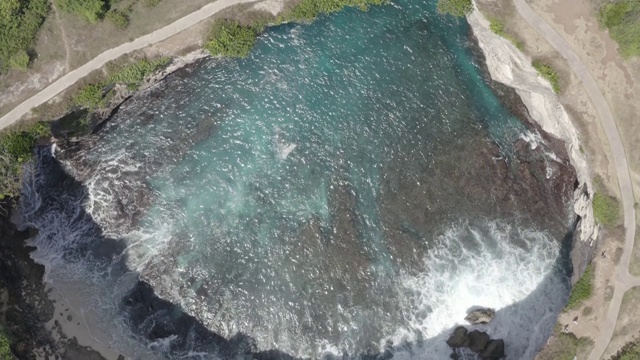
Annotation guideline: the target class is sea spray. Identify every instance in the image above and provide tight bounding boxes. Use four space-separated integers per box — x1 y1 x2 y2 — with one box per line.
19 0 576 358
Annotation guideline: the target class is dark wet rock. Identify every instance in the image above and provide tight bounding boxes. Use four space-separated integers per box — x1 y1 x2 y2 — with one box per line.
450 350 460 359
446 326 470 348
467 330 491 353
480 339 505 359
465 308 496 325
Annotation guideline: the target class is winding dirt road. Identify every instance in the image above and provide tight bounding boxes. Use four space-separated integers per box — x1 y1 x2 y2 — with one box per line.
512 0 637 359
0 0 257 131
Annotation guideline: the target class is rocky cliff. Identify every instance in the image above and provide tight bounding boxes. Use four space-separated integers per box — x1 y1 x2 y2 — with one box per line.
467 9 598 283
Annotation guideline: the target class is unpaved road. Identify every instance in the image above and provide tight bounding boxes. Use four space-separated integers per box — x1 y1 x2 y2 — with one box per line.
0 0 257 131
512 0 637 359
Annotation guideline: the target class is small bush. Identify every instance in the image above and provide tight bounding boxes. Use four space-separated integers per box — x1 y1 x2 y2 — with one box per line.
0 327 11 360
73 83 105 109
437 0 473 17
55 0 106 23
566 264 594 310
0 122 51 198
106 9 129 29
9 50 30 70
107 57 169 89
532 60 561 93
598 0 640 58
592 191 620 226
205 20 259 58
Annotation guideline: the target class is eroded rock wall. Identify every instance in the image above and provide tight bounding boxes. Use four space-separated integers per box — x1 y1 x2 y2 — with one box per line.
467 9 598 283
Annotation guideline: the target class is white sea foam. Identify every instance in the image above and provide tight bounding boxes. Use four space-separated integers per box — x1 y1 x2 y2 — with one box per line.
386 221 567 359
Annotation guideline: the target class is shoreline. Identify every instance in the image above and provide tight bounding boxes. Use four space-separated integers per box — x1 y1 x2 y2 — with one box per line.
466 8 597 282
0 5 595 360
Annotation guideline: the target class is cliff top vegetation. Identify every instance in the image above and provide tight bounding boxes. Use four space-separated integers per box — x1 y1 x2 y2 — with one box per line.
598 0 640 58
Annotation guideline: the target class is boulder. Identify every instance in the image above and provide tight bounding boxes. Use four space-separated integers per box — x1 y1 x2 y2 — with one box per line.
446 326 469 348
467 330 490 353
465 308 496 325
480 339 505 359
450 350 460 360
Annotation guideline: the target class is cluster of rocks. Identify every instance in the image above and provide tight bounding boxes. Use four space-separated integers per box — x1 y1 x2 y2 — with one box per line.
446 308 504 359
447 327 504 359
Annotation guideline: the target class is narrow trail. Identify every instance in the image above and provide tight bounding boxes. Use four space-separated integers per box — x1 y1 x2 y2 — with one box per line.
511 0 637 359
51 1 72 71
0 0 257 131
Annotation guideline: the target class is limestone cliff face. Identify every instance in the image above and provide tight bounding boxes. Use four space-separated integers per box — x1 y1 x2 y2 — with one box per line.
467 9 598 283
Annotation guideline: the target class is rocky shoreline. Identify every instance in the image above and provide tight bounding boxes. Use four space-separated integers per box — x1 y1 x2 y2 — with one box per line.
0 8 595 360
466 8 597 283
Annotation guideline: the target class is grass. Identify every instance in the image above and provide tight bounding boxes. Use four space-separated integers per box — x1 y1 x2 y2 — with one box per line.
282 0 386 22
0 327 10 360
532 60 561 93
536 326 593 360
436 0 473 17
598 0 640 58
566 263 594 310
0 0 50 73
593 191 620 226
488 17 524 50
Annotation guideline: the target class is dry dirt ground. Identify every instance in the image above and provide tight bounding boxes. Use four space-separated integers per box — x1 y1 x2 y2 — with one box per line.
476 0 640 358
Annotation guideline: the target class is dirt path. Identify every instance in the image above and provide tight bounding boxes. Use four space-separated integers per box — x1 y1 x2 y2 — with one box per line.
51 1 72 71
511 0 638 359
0 0 258 131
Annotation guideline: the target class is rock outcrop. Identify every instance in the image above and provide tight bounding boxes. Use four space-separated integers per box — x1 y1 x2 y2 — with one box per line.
467 9 598 283
447 326 505 359
465 308 496 325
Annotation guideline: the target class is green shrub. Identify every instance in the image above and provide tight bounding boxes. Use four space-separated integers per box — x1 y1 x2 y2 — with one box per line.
205 20 259 58
0 327 10 360
73 83 105 109
107 57 169 89
488 17 524 50
0 122 51 198
55 0 106 23
106 8 129 29
9 50 30 70
436 0 473 17
592 191 620 226
598 0 640 58
0 0 49 73
566 264 594 310
532 60 560 93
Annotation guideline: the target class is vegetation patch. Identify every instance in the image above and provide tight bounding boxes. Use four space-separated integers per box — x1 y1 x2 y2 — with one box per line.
436 0 473 17
593 191 620 226
611 338 640 360
488 17 524 50
0 0 50 72
566 263 594 310
0 327 10 360
598 0 640 58
107 57 169 89
0 122 51 199
106 8 130 29
532 60 560 93
55 0 106 23
205 20 260 58
283 0 385 22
